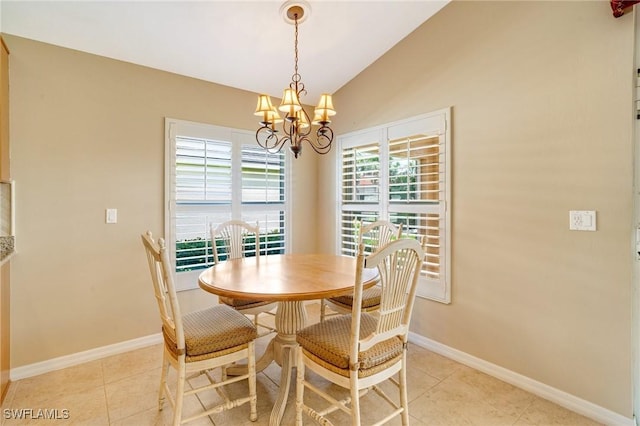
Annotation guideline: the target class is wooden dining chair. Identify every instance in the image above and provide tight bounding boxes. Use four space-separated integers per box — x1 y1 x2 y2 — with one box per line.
211 220 277 336
320 220 403 322
295 238 424 425
141 231 258 425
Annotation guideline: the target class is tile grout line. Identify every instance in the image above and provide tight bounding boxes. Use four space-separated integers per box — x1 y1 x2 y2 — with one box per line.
99 358 113 426
512 397 536 425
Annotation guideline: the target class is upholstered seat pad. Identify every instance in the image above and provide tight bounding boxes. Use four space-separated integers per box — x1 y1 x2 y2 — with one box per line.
328 285 381 310
296 313 402 372
219 296 275 310
164 304 257 358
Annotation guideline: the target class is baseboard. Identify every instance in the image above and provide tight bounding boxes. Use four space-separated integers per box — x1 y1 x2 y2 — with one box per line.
10 333 163 381
9 303 309 381
408 332 633 426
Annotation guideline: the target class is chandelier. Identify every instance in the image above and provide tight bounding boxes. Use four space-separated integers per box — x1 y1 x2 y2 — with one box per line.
254 1 336 159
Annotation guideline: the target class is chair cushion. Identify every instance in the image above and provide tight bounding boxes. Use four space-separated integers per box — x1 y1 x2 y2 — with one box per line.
328 285 381 310
163 304 257 361
296 313 402 377
219 296 275 310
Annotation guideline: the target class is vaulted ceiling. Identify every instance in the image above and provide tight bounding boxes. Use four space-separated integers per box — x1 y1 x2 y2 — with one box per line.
1 0 449 101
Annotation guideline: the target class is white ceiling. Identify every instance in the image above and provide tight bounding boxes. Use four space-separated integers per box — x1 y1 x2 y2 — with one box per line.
1 0 449 102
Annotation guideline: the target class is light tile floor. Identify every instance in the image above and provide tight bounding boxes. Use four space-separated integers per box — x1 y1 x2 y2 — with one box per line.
1 303 602 425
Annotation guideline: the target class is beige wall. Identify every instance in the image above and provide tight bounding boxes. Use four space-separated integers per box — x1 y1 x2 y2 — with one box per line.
4 0 636 419
4 34 318 367
319 0 634 417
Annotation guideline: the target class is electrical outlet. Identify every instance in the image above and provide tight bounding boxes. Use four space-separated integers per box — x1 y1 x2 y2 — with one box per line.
569 210 596 231
570 211 583 229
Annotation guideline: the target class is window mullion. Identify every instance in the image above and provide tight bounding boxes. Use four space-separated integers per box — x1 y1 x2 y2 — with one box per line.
166 120 178 267
380 127 389 220
231 138 242 218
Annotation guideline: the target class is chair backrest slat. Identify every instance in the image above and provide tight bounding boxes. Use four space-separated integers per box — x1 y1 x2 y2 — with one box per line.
211 220 261 263
352 238 424 355
357 220 403 255
141 231 184 351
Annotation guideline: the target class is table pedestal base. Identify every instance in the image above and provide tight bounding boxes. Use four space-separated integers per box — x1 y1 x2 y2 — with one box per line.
269 300 307 425
225 301 308 425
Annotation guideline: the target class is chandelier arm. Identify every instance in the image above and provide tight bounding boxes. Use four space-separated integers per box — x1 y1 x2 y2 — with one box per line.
290 79 306 100
299 136 333 155
296 125 334 156
315 126 333 146
256 126 289 154
281 117 295 139
299 107 313 137
281 109 312 139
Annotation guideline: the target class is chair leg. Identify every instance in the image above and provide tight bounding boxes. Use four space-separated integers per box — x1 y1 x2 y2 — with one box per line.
159 352 169 410
295 347 305 426
248 341 258 422
221 367 227 382
253 312 274 337
350 375 361 426
399 352 409 426
320 299 326 322
174 362 186 425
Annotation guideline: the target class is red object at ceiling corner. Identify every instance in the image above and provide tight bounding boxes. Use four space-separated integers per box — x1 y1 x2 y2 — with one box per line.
611 0 640 17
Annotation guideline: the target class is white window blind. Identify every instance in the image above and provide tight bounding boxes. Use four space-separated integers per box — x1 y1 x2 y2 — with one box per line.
337 109 451 303
176 137 232 203
166 119 289 291
340 141 381 256
388 133 445 291
240 145 286 257
174 137 232 274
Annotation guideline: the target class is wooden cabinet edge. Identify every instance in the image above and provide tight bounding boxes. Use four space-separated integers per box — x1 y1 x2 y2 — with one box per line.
0 35 10 404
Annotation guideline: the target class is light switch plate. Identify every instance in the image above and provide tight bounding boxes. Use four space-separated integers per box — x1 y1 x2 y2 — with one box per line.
106 208 118 224
569 210 596 231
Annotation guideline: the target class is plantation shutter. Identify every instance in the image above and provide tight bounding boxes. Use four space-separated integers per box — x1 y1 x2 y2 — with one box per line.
166 119 289 291
336 109 451 303
387 114 448 302
240 145 286 256
174 137 232 274
339 130 383 256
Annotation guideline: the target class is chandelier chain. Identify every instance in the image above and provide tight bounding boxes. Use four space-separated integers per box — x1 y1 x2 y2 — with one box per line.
293 13 299 82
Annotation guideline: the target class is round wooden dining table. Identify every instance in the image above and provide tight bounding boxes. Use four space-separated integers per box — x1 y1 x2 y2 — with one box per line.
198 253 378 426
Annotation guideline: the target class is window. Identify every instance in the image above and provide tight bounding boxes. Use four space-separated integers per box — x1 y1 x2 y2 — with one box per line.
337 109 451 303
166 119 289 290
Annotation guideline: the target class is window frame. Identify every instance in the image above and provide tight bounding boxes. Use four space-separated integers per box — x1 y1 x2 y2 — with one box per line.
165 118 291 291
336 108 451 303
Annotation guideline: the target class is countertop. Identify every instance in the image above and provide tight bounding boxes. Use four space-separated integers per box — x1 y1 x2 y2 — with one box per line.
0 236 14 264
